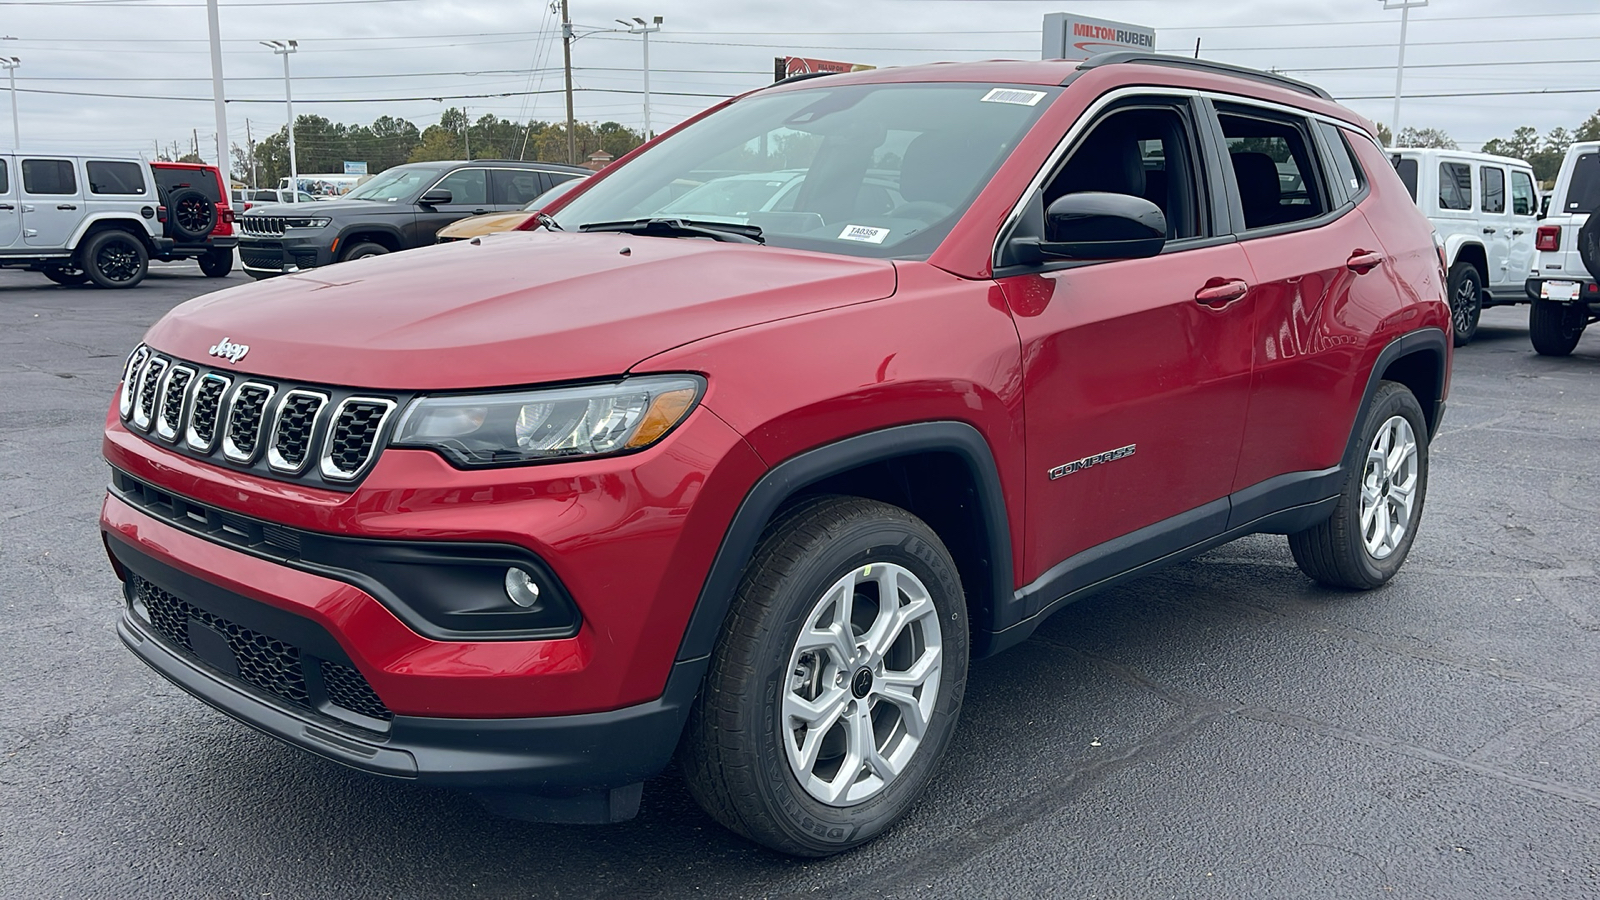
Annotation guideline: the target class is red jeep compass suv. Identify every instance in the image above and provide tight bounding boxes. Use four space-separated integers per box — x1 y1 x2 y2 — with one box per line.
102 54 1450 856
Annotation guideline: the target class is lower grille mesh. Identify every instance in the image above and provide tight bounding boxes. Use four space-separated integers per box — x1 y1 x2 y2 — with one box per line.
321 662 394 722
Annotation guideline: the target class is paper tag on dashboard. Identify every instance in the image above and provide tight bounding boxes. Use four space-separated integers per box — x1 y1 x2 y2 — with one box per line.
980 88 1047 106
839 224 889 244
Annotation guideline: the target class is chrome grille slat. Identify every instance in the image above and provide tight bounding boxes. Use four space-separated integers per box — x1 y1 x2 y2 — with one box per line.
131 356 167 431
154 366 196 441
222 382 276 463
320 398 396 481
185 374 231 451
266 390 329 473
118 346 149 420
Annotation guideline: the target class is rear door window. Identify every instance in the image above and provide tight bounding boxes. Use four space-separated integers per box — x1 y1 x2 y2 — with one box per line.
1217 110 1327 230
0 158 8 194
1438 162 1472 211
491 169 551 206
1479 166 1505 214
1511 170 1537 216
86 161 148 196
1563 153 1600 214
22 159 78 195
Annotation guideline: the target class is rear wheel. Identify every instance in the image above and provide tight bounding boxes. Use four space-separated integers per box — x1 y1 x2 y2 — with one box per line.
1446 262 1482 346
680 496 969 857
42 266 90 286
198 247 233 278
340 241 388 263
1290 381 1429 590
80 230 149 289
1529 298 1587 357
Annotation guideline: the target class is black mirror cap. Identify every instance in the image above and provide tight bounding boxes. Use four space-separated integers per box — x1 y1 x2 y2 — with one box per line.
1036 191 1167 261
420 188 453 206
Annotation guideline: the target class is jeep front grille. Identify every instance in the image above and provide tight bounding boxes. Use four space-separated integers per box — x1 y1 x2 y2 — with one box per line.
120 347 404 490
240 216 286 236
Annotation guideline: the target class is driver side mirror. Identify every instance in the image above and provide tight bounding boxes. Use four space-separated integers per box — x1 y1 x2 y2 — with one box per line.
420 189 453 206
1033 191 1167 261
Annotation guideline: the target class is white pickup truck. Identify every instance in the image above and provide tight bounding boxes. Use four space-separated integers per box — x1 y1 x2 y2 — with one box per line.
1389 148 1540 345
1525 140 1599 356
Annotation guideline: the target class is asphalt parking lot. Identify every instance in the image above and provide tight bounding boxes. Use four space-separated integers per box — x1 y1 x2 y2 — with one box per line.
2 263 1598 899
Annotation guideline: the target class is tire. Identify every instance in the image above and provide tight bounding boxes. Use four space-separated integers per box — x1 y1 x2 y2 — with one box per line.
1578 206 1600 281
1528 298 1587 357
42 266 89 286
165 187 217 242
198 247 233 278
680 496 970 857
80 230 149 289
1445 261 1482 347
340 241 388 263
1289 382 1428 590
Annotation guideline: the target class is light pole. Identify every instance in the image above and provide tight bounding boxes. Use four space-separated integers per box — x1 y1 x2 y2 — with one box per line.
615 16 662 140
205 0 227 172
0 57 18 149
1379 0 1427 146
262 40 298 201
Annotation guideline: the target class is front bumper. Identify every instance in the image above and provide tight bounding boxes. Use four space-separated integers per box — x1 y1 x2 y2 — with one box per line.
1525 275 1600 312
107 520 702 821
238 234 333 276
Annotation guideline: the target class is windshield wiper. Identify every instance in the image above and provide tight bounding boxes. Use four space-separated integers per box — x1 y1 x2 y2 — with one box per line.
534 212 563 232
577 217 764 244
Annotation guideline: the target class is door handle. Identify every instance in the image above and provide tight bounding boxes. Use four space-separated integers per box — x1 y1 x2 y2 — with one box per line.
1482 227 1497 234
1195 279 1249 307
0 203 13 211
22 204 35 212
57 204 77 211
1512 229 1526 236
1346 250 1384 273
472 208 488 215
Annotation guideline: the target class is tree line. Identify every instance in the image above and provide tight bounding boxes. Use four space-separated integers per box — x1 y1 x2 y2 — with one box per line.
227 108 647 186
1372 108 1600 184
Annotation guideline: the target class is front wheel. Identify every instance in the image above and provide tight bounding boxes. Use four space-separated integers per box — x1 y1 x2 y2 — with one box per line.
1446 262 1482 346
1290 381 1429 590
680 496 969 857
80 230 149 289
1529 298 1586 357
340 241 389 263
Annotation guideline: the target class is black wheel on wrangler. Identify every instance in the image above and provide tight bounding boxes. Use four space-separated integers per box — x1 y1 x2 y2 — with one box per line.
680 496 969 857
1529 298 1587 357
42 266 90 286
166 187 217 242
198 247 233 278
1290 381 1429 590
80 230 149 289
1445 262 1482 347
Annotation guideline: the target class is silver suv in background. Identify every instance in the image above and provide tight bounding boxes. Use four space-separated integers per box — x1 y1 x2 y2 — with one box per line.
1390 148 1540 345
1526 140 1600 356
0 153 173 288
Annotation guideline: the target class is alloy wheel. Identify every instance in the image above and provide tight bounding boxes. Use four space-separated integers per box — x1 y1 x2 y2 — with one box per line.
1452 275 1479 336
175 198 211 235
1359 414 1419 560
96 240 141 283
782 562 942 806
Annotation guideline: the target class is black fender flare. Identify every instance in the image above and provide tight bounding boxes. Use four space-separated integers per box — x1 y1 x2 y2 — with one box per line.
1343 327 1450 460
335 223 405 254
673 421 1014 662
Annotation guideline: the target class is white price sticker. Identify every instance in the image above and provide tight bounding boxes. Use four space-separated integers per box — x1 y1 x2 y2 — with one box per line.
980 88 1047 107
838 224 889 244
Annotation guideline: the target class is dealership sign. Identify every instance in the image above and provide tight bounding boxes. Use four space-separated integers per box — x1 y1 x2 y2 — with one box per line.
1041 13 1156 61
774 56 876 81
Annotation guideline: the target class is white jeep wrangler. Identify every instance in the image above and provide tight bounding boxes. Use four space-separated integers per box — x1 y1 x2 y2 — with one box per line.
0 153 174 288
1525 140 1600 357
1389 148 1540 346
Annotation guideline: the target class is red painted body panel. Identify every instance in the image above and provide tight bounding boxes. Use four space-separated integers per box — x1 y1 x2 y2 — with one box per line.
142 233 895 390
997 244 1257 578
103 404 767 716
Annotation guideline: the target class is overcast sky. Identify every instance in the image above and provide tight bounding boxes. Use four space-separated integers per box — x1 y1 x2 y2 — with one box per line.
1 0 1597 165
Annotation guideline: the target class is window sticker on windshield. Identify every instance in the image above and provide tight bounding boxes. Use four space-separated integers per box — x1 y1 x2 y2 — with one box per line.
839 224 890 244
981 88 1047 107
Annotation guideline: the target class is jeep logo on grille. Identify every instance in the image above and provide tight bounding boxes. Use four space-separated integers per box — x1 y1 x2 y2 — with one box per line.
208 337 250 364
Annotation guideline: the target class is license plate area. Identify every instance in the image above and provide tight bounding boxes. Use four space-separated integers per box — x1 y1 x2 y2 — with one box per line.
1541 280 1578 302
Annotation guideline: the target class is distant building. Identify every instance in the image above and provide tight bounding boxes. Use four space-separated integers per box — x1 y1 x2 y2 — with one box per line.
584 151 615 171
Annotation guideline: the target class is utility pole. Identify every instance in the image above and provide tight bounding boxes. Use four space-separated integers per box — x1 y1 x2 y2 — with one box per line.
192 128 199 159
561 0 576 165
463 105 470 160
1 57 19 149
1379 0 1428 145
262 41 298 200
246 118 257 188
205 0 228 169
616 16 662 140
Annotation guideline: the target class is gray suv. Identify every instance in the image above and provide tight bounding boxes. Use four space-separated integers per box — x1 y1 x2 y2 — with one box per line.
236 159 589 278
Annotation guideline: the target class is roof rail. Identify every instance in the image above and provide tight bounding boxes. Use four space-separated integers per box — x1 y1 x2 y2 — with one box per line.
1071 52 1334 101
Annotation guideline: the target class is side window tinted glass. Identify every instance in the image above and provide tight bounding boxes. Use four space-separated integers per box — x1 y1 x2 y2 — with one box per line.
22 159 78 195
1563 153 1600 214
1392 156 1419 201
1438 162 1472 210
1511 170 1536 216
432 168 488 205
1479 166 1505 214
1317 122 1366 201
1218 112 1326 230
0 158 8 194
87 161 148 195
1044 103 1202 240
492 169 549 205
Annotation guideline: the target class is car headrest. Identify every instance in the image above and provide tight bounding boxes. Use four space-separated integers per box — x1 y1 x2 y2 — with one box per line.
1231 152 1281 223
1051 123 1146 200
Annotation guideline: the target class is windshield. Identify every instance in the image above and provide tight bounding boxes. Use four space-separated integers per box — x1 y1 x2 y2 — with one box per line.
345 165 446 202
552 82 1060 258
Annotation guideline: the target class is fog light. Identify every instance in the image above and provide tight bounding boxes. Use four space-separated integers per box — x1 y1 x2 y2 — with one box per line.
505 568 542 608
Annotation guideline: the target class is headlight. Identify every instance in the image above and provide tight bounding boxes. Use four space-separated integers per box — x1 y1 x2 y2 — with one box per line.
391 375 703 467
286 216 331 228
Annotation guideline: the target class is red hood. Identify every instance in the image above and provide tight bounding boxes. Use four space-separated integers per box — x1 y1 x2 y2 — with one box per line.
144 232 897 389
